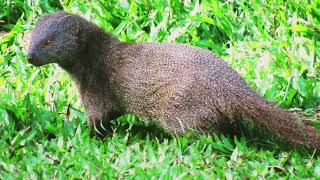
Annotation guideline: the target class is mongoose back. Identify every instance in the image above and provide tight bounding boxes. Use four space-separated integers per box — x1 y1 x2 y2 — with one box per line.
28 11 320 150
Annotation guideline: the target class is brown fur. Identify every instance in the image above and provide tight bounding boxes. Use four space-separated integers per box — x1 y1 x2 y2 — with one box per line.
28 12 320 150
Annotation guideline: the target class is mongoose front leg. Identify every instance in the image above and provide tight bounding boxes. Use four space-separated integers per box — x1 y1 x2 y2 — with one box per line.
81 90 122 139
88 113 112 139
88 110 122 139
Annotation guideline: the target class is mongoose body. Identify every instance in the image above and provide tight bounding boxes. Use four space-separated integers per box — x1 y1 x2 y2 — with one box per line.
28 12 320 150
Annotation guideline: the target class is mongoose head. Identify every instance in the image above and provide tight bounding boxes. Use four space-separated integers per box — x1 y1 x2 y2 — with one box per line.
28 11 83 67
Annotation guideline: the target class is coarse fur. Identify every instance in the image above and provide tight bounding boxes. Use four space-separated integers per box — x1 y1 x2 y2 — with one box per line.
28 11 320 150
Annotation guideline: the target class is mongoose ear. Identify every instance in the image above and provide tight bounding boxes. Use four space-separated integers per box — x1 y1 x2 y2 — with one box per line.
58 15 80 36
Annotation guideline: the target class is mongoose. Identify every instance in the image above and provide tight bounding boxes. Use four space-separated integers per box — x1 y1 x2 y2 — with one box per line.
28 11 320 150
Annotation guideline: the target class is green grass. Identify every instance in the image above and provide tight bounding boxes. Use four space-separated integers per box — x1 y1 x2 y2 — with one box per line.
1 0 320 179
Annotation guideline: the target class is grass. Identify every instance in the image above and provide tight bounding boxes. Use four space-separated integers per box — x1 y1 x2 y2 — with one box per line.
0 0 320 179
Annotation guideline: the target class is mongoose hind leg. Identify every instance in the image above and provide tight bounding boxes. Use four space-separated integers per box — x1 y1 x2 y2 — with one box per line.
214 117 244 137
154 102 243 137
156 108 221 136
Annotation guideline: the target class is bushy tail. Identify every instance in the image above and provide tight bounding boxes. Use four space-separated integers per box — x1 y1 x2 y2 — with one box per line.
238 94 320 150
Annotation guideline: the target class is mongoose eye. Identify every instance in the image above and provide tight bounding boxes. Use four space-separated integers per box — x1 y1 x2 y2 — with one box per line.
43 39 52 48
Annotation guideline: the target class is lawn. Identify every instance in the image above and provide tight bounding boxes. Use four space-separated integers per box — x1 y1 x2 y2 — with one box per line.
0 0 320 179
